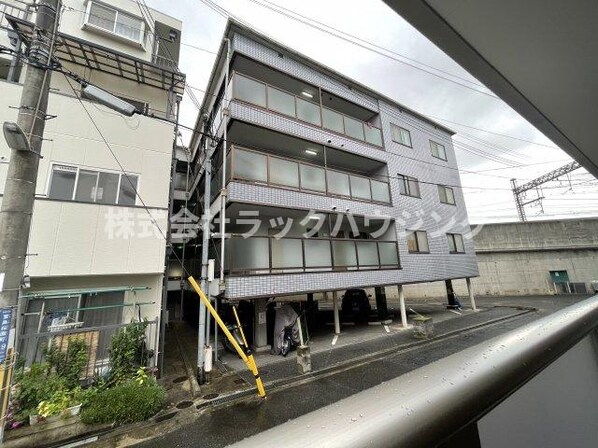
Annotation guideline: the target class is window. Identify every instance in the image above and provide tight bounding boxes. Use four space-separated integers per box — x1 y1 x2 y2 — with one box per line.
86 2 146 45
438 185 456 205
398 174 420 198
447 233 465 253
48 164 139 206
407 230 429 253
391 124 412 147
430 140 447 161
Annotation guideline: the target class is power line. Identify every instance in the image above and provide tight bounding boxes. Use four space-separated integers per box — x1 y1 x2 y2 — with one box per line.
243 0 499 98
62 73 192 278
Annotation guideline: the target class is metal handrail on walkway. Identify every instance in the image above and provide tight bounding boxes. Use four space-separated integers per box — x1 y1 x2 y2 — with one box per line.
230 295 598 447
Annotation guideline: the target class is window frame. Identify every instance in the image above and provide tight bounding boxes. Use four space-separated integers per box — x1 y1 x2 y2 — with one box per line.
391 124 412 147
47 163 139 206
398 174 421 198
83 1 147 47
406 230 430 254
430 140 447 161
438 185 456 205
447 233 465 254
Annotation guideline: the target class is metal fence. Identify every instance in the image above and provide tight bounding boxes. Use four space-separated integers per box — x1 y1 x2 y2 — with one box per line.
18 319 159 378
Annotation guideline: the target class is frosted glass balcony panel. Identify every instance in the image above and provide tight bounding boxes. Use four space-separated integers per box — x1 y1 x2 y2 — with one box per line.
300 164 326 192
344 116 365 141
234 149 268 182
327 171 351 196
378 242 399 265
304 239 332 267
332 241 357 267
271 239 303 268
356 242 379 266
350 175 372 200
233 74 266 108
296 97 321 126
267 86 296 117
230 238 269 270
364 126 383 146
270 157 299 188
371 180 390 203
322 108 344 134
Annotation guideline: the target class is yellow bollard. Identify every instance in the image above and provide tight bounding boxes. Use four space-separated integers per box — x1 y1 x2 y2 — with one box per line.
187 276 266 398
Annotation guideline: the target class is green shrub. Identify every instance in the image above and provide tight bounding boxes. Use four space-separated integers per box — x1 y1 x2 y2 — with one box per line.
13 363 66 417
44 338 88 389
109 321 152 384
80 377 166 425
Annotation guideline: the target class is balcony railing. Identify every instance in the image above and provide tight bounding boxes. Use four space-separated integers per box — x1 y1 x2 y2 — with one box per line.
225 236 400 275
231 72 384 147
227 145 391 204
0 1 29 30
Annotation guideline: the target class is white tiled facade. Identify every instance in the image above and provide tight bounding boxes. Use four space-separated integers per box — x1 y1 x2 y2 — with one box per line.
198 23 478 300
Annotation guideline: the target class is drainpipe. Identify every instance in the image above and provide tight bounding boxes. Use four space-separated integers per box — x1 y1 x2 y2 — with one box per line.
197 138 212 384
216 37 231 363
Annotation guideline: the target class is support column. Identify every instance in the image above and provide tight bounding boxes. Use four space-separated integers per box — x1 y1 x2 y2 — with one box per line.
398 285 408 328
332 291 340 335
375 286 388 321
445 279 459 309
254 298 268 349
466 278 478 311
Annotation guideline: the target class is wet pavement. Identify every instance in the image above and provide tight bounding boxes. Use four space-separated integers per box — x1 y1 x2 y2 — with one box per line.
130 294 589 448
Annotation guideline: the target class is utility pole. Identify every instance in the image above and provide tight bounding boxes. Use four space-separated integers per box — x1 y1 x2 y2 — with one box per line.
0 0 61 439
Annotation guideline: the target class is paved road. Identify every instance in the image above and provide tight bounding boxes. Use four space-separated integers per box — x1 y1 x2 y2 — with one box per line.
135 295 588 448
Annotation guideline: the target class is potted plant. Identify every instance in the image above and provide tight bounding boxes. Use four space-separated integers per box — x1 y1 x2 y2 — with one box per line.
34 387 85 424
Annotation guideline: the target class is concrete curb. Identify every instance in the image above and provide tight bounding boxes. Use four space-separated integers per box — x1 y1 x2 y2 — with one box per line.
200 306 535 410
25 306 535 448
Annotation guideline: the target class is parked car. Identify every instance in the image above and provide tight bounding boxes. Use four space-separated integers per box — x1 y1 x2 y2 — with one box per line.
341 289 372 323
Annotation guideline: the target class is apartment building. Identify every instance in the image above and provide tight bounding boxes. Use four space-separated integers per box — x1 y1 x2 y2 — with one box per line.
188 20 478 348
0 1 184 368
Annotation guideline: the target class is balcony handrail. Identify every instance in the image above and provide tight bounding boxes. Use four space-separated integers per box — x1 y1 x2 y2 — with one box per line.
230 295 598 447
231 72 383 146
228 144 391 205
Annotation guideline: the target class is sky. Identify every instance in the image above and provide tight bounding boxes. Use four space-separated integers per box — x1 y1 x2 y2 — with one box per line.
146 0 598 224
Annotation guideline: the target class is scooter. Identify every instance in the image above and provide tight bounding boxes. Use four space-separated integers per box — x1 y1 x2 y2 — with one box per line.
280 323 297 357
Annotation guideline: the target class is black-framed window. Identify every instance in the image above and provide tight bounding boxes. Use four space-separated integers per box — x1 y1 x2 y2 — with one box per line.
438 185 455 205
447 233 465 253
430 140 447 161
398 174 420 198
407 230 429 253
391 124 412 147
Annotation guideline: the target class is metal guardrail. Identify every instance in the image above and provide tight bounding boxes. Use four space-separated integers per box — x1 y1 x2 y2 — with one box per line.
230 295 598 447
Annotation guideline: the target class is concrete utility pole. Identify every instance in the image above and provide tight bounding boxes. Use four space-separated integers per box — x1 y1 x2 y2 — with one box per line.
0 0 60 440
0 0 60 337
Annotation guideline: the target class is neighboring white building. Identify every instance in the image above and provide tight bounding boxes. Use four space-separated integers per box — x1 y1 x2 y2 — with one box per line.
0 1 184 369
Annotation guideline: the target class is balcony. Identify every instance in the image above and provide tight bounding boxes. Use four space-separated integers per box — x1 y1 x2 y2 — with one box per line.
226 236 399 276
213 204 400 276
229 69 383 147
226 145 390 204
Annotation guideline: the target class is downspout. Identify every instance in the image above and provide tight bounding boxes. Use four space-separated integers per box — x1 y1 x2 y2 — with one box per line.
197 137 212 384
216 37 231 363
